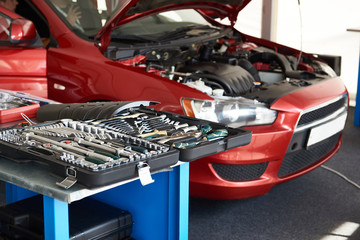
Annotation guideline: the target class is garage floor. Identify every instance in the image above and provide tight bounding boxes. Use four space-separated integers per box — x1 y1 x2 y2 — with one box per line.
189 106 360 240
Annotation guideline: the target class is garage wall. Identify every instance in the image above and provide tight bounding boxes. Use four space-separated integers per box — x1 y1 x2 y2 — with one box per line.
235 0 360 106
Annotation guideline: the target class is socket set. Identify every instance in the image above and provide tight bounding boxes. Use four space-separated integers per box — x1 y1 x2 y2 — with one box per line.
0 119 178 189
0 101 252 189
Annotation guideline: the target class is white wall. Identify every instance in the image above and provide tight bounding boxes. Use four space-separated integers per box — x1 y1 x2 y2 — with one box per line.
235 0 360 105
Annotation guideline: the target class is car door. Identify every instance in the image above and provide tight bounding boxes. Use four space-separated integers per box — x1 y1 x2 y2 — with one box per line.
0 6 47 98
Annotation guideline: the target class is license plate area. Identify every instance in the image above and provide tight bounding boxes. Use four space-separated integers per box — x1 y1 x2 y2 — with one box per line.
307 113 347 147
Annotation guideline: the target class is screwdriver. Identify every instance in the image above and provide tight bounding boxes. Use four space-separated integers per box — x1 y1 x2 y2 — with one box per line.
172 129 228 149
203 129 228 141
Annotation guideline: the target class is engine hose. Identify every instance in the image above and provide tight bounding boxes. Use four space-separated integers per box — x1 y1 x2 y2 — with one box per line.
183 75 198 83
238 59 261 83
191 73 234 94
199 45 213 61
146 63 166 72
202 79 224 90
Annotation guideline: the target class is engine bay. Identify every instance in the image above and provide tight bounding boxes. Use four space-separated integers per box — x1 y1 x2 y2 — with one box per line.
105 32 336 105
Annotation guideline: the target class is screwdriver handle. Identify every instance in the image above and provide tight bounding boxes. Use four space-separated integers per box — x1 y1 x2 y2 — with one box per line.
172 141 197 149
203 129 228 141
201 125 212 134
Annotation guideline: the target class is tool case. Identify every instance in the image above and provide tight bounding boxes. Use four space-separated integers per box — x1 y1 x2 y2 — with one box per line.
0 101 252 189
0 89 58 124
0 91 39 124
0 195 133 240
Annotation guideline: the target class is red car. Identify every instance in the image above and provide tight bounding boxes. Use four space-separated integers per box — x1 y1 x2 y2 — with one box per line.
3 0 348 199
0 6 47 98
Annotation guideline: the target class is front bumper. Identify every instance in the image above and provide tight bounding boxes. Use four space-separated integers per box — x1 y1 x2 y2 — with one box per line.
189 132 342 199
189 78 348 199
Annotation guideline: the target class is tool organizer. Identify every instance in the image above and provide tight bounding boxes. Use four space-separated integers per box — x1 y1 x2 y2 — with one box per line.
0 101 252 189
0 91 39 124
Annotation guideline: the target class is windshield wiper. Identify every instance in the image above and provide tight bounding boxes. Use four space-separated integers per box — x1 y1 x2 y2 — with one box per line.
111 34 158 43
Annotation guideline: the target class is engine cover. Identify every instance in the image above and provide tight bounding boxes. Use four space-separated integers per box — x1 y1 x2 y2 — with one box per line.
180 62 255 95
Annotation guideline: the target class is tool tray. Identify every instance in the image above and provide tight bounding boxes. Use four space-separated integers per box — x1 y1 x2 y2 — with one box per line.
0 89 59 124
0 101 251 189
36 101 252 162
135 107 252 162
0 91 39 124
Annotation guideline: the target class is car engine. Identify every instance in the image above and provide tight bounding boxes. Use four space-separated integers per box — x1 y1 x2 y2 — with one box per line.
106 34 337 105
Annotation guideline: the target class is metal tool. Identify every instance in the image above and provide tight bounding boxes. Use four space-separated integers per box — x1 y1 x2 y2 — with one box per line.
157 130 202 144
24 132 114 162
90 112 146 125
172 128 229 149
137 129 167 139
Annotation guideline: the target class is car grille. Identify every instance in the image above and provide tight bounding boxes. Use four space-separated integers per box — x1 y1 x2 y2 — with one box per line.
277 94 347 178
278 133 340 177
212 162 268 181
297 96 347 127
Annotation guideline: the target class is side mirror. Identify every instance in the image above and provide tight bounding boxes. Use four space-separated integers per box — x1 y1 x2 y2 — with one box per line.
10 18 38 45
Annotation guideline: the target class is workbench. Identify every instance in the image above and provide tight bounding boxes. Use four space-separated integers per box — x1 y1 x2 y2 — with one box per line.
347 28 360 126
1 157 189 240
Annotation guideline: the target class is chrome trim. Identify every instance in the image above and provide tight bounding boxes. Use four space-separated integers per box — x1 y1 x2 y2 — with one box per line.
300 94 347 115
294 94 348 132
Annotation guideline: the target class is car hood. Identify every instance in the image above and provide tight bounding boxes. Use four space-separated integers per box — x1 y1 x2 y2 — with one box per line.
95 0 250 52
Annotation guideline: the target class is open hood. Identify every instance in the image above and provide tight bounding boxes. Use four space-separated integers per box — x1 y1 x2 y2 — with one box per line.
95 0 250 52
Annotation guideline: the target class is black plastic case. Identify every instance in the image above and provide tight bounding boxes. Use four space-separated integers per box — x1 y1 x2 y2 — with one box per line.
0 195 133 240
36 102 252 162
0 101 252 189
0 127 179 189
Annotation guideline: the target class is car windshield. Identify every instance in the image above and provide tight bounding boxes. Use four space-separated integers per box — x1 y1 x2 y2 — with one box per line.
111 9 215 43
47 0 216 40
47 0 115 35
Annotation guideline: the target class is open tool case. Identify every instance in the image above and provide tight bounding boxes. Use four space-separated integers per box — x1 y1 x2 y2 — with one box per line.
0 90 58 124
0 91 39 124
0 101 252 189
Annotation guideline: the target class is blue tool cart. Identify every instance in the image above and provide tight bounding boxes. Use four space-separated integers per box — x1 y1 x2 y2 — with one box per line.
0 100 251 239
1 158 189 240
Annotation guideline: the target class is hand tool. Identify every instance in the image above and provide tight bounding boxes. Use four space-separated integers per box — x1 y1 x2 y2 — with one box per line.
41 142 102 166
157 130 202 144
105 141 146 158
172 129 229 149
201 125 212 134
60 139 122 160
174 123 188 129
23 132 114 163
137 116 172 132
169 125 198 135
90 112 146 125
172 141 197 149
203 129 228 141
73 137 141 160
137 129 167 139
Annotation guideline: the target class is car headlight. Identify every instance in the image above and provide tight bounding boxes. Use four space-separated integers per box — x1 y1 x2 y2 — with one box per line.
181 96 277 128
